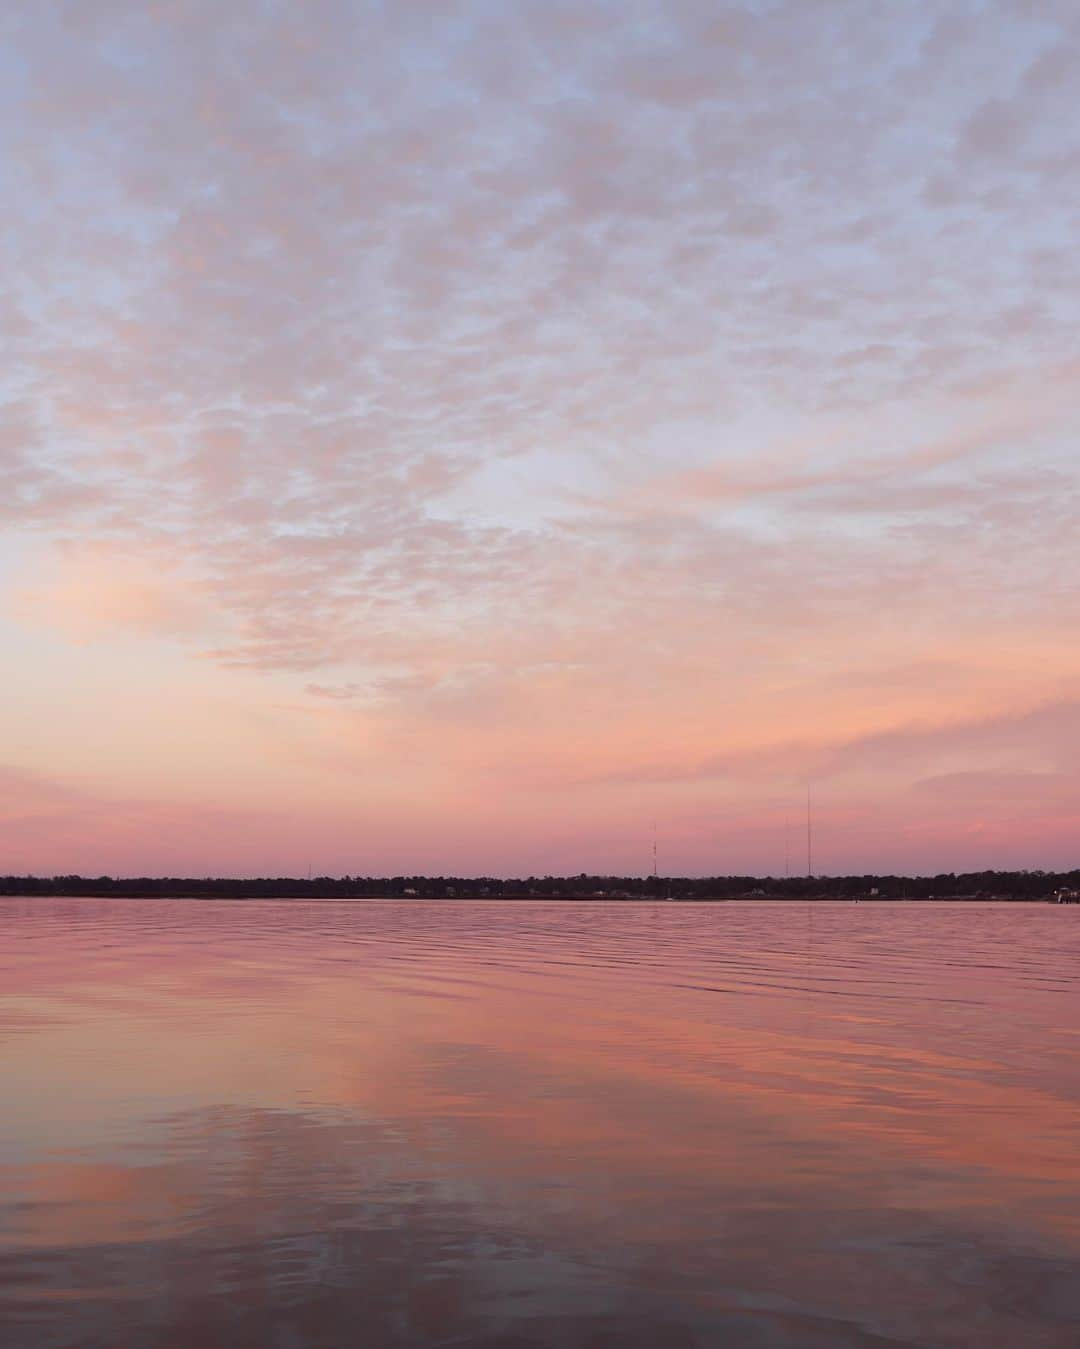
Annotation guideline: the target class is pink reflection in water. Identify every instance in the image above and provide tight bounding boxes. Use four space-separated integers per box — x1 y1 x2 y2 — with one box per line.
1 899 1079 1348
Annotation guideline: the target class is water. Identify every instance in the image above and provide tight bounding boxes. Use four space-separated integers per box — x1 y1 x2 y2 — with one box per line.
1 899 1078 1349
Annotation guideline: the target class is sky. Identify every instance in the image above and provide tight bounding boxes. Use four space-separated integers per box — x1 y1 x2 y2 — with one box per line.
2 0 1078 878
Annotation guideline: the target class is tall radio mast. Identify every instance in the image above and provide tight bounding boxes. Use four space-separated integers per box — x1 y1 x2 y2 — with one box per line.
806 783 813 878
784 811 790 878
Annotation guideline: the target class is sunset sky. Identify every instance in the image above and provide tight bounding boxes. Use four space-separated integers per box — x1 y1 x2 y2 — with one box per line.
3 0 1078 877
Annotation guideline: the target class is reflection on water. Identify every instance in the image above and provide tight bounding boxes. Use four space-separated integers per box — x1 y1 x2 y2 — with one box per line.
1 900 1078 1348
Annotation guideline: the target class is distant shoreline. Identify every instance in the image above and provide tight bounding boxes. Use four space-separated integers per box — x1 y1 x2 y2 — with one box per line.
3 876 1078 905
0 884 1073 906
2 894 1075 906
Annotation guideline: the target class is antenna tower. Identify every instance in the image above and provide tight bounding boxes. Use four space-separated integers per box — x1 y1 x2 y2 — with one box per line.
806 783 813 878
784 811 790 878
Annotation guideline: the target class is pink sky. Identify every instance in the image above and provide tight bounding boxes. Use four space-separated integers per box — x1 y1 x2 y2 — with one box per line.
2 1 1079 876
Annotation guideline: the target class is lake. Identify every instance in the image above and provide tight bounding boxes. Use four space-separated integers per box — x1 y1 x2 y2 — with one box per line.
2 899 1078 1348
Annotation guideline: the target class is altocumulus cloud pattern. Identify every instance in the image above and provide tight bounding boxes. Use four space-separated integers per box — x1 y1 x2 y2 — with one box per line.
1 0 1079 876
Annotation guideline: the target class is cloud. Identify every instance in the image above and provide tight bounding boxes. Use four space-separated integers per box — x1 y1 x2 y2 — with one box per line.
0 0 1078 869
563 695 1080 795
304 682 365 700
12 546 216 644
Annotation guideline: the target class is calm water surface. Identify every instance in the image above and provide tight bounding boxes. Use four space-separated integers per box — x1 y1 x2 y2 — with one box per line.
1 899 1078 1348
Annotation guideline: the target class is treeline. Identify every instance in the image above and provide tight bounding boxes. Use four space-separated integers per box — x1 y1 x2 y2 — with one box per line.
1 870 1077 900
